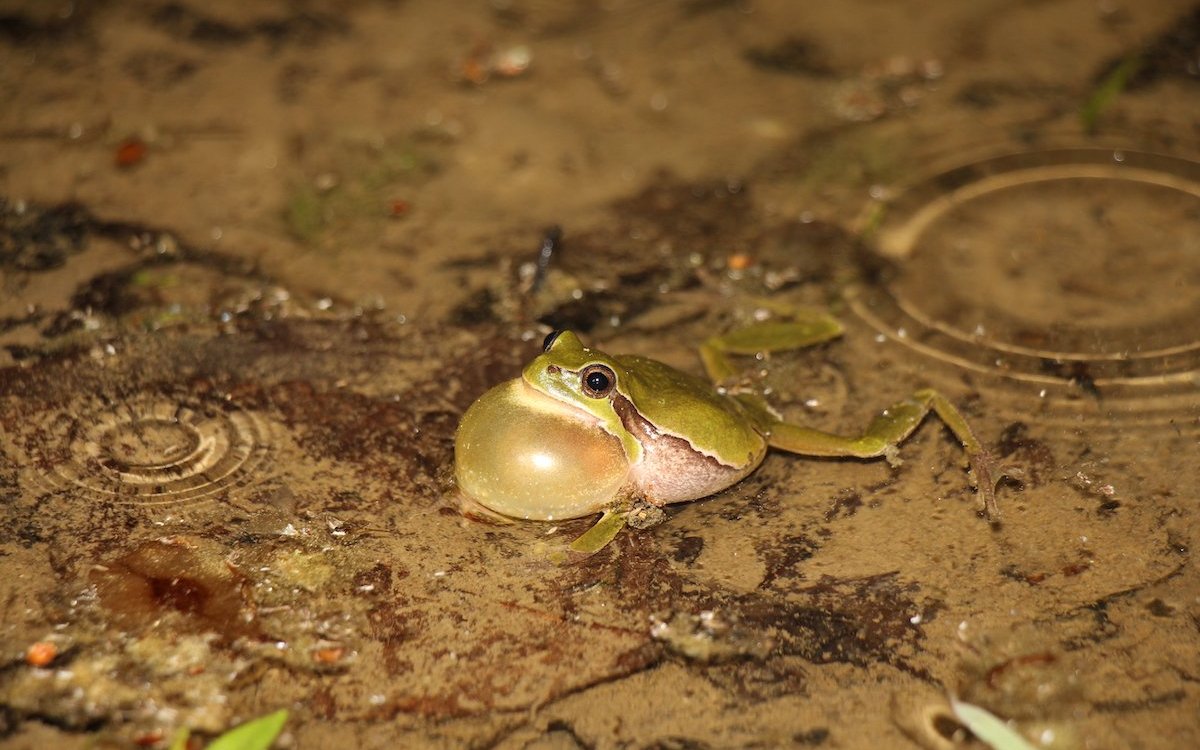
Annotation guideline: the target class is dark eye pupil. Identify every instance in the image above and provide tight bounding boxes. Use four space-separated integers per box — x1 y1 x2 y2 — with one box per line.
542 330 564 352
585 371 610 393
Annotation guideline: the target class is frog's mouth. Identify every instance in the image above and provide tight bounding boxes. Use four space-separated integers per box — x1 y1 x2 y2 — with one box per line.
521 365 643 464
515 377 601 423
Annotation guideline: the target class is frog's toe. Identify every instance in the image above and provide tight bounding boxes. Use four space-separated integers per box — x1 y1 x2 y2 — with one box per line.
967 449 1002 519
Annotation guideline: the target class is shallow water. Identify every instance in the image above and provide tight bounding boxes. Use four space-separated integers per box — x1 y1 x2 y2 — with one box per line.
1 1 1198 748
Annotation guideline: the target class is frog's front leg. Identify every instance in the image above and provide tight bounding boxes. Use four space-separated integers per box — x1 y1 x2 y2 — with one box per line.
568 508 630 553
566 497 668 553
699 312 843 382
766 389 1000 518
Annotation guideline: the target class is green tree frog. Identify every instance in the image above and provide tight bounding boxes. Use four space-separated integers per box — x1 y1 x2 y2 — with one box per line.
454 312 998 552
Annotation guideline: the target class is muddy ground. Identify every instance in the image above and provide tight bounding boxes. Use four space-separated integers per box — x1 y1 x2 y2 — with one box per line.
1 1 1198 748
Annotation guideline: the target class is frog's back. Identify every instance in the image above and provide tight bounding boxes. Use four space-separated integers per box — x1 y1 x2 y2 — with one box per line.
612 354 765 467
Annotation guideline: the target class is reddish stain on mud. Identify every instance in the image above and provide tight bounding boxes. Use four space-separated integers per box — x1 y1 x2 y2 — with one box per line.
91 536 258 640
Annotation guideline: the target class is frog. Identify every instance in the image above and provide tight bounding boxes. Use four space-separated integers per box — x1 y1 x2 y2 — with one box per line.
454 310 999 553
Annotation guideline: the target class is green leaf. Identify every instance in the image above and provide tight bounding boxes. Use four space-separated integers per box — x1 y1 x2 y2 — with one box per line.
1080 55 1141 134
950 698 1037 750
207 709 289 750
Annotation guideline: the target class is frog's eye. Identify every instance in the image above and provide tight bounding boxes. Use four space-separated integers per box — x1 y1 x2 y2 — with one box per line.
580 364 616 398
542 330 564 352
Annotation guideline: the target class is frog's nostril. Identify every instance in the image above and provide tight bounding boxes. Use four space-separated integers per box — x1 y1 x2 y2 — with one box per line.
546 365 561 374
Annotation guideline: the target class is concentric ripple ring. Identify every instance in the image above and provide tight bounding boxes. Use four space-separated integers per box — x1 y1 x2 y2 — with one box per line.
850 148 1200 424
20 396 273 506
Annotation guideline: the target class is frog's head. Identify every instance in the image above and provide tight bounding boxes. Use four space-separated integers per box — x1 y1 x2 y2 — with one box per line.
453 329 634 521
522 330 641 463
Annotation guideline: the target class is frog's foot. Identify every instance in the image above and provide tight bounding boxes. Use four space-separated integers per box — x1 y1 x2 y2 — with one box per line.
766 388 1002 519
568 509 629 554
966 447 1001 520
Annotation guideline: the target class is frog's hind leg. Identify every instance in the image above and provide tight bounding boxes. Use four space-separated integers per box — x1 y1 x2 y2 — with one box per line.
568 509 629 554
767 389 1000 518
700 314 843 382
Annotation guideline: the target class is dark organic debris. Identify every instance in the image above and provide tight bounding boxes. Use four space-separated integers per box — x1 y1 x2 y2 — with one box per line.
122 49 199 89
757 533 821 591
1 197 271 347
1083 6 1200 130
0 199 91 271
149 3 349 50
1038 358 1100 398
0 6 89 45
744 37 835 77
42 267 151 337
610 175 755 248
447 287 501 327
672 535 705 565
535 288 626 334
1092 5 1200 92
734 572 931 675
446 176 773 333
995 422 1055 488
824 489 863 522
